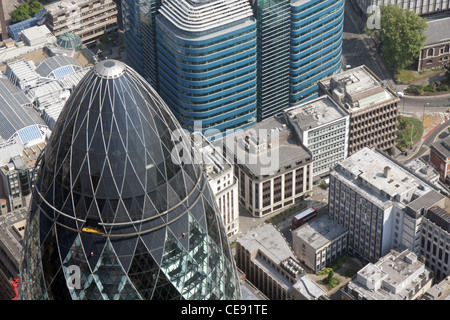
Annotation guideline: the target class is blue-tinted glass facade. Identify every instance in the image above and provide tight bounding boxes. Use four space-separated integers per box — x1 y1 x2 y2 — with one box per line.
122 0 160 88
155 0 257 135
253 0 292 121
121 0 343 130
290 0 344 104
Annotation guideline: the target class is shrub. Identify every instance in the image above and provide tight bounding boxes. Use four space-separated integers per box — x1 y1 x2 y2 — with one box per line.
423 82 436 93
405 84 424 94
437 83 449 92
317 267 333 276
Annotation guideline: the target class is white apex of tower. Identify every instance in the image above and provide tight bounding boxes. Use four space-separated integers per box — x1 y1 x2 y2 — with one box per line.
159 0 254 33
93 59 127 79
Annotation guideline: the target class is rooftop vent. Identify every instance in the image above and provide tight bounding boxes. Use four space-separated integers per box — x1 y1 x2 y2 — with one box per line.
384 166 391 178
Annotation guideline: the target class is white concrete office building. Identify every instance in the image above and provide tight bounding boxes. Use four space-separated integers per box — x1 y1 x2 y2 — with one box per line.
192 132 240 237
284 95 349 179
342 249 433 300
292 215 348 272
328 147 442 264
225 115 313 218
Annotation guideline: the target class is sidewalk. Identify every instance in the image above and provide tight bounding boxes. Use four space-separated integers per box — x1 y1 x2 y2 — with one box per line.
394 118 450 163
394 140 424 163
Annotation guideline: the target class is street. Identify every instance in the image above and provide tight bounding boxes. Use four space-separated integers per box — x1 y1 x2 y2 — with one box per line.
342 0 450 115
399 94 450 114
397 119 450 164
342 0 395 90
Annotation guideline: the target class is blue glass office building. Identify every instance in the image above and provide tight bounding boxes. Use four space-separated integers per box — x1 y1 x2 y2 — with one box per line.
253 0 292 121
290 0 344 104
122 0 160 88
155 0 257 135
121 0 343 130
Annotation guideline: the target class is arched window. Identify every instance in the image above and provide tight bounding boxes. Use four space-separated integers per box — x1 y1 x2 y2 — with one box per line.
445 45 450 53
428 48 434 57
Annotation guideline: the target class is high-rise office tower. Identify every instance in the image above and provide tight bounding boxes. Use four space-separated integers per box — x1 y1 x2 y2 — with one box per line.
290 0 344 104
19 59 240 300
251 0 292 121
156 0 258 135
121 0 344 130
122 0 161 88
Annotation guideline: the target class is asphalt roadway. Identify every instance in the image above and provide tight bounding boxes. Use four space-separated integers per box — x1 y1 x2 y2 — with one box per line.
396 119 450 164
342 0 450 115
399 93 450 115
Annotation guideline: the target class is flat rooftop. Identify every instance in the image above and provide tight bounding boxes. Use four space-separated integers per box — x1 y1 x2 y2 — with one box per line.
320 65 398 112
45 0 112 14
422 276 450 300
350 249 431 300
0 208 28 269
191 132 232 179
293 215 348 250
1 141 46 174
237 223 296 264
284 95 348 131
237 223 304 291
225 115 312 177
333 148 434 209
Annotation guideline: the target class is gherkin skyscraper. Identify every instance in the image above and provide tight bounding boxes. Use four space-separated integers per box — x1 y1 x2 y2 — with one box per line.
19 59 240 300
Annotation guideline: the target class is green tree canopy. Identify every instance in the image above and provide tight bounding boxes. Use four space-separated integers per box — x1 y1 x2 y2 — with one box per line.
377 5 427 72
10 1 44 24
29 1 44 16
10 4 31 23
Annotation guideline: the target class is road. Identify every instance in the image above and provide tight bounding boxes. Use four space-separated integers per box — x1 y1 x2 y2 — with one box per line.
399 93 450 115
342 0 450 113
397 119 450 164
342 0 395 90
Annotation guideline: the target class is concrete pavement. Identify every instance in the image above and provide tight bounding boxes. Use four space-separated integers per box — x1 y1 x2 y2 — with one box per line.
232 183 330 244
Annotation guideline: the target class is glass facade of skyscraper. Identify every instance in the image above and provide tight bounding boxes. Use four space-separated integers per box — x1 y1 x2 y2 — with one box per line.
121 0 344 132
18 60 240 300
122 0 160 88
155 0 258 135
290 0 344 104
253 0 292 121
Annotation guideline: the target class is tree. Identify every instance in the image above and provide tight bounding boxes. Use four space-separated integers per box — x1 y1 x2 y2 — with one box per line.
10 4 31 23
10 1 44 24
28 1 44 17
376 5 427 72
325 269 334 285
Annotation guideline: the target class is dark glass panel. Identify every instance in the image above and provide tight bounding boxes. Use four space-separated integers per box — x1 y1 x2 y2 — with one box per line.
128 238 159 299
47 267 72 300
